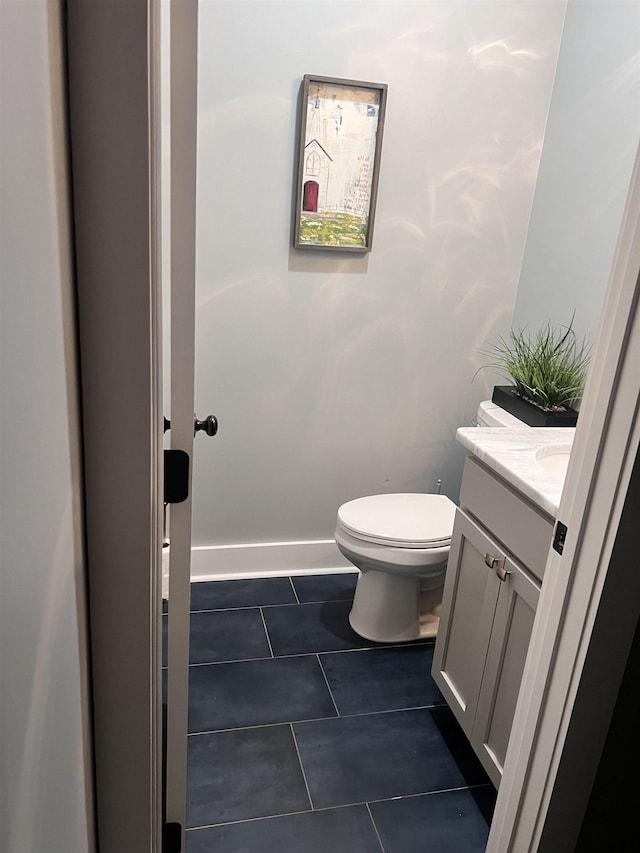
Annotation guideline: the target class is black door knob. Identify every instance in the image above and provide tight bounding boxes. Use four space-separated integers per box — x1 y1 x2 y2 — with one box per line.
194 414 218 437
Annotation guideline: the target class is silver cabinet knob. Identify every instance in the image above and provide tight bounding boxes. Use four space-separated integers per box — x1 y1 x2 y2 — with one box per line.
485 553 510 581
495 563 511 582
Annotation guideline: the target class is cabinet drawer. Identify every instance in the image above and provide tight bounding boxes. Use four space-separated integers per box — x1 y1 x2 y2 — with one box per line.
459 456 553 582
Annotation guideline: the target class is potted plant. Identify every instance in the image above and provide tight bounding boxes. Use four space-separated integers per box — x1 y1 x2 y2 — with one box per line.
480 318 591 427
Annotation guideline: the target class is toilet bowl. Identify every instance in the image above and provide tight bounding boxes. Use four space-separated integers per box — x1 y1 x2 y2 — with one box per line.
335 400 529 643
335 493 456 642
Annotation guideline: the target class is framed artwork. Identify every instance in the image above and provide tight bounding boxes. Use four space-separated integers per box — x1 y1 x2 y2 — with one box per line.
293 75 388 252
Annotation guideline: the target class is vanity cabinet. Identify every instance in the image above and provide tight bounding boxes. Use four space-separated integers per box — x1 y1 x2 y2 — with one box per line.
432 456 553 787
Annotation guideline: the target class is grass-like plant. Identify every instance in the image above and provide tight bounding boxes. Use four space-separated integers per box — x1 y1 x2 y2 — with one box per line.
481 318 591 412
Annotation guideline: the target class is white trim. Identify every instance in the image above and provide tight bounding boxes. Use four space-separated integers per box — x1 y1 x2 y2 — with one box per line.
193 566 356 582
163 540 352 591
190 539 351 577
148 0 164 846
487 143 640 852
164 0 199 842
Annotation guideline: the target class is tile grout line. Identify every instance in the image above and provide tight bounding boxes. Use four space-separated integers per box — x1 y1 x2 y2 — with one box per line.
316 653 341 718
187 655 272 668
187 703 450 737
189 720 308 738
186 650 435 667
185 807 313 833
188 597 356 614
185 799 372 833
288 575 301 604
366 802 387 853
184 783 496 832
259 607 275 658
360 783 494 807
185 641 436 668
191 603 296 614
289 723 315 811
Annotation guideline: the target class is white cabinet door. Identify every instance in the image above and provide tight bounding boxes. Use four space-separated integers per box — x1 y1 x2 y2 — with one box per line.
433 507 541 789
471 559 540 787
432 509 505 737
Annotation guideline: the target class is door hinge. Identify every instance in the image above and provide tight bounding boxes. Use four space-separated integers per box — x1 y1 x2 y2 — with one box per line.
162 821 182 853
164 449 189 504
553 520 567 554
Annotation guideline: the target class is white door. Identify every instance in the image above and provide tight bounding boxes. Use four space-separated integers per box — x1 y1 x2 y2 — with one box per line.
65 0 197 848
162 1 205 848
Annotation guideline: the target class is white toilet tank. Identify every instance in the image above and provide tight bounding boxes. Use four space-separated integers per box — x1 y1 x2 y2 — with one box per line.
476 399 529 429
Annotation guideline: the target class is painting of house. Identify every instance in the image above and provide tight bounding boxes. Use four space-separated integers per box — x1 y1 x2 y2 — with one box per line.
302 139 332 213
295 76 387 251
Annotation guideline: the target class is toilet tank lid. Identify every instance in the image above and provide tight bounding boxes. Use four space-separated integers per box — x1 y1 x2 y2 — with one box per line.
337 493 457 547
477 400 528 428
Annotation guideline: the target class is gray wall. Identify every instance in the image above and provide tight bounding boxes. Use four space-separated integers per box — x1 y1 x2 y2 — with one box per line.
191 0 566 552
511 0 640 348
0 1 94 850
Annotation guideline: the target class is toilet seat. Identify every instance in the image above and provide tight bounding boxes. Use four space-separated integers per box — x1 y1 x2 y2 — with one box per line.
337 493 456 549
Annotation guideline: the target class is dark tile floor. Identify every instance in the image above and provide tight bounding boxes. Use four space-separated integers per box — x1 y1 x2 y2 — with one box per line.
180 572 496 852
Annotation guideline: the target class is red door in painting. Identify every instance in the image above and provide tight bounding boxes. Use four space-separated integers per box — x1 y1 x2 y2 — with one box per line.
303 180 319 212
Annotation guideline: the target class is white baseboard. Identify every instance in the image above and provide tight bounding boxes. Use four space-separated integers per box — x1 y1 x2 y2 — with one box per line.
162 539 353 592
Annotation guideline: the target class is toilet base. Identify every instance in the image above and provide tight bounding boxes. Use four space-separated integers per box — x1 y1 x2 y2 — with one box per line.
348 566 446 643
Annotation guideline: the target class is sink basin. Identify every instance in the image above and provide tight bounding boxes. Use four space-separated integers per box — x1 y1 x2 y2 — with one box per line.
535 443 573 480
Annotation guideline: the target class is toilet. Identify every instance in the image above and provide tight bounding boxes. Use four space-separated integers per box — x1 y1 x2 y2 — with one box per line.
335 493 456 642
335 400 529 643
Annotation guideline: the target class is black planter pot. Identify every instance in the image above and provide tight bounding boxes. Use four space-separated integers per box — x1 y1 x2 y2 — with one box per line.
491 386 579 427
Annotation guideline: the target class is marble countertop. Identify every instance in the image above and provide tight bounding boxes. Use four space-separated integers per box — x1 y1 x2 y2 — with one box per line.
457 427 575 517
